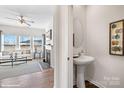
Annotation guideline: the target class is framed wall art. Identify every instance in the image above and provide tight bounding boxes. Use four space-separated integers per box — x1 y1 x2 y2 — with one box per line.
109 20 124 56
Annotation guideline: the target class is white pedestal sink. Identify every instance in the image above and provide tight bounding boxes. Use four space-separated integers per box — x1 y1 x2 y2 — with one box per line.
73 53 95 88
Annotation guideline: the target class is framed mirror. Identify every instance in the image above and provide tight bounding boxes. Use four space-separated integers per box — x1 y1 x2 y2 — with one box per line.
73 18 83 48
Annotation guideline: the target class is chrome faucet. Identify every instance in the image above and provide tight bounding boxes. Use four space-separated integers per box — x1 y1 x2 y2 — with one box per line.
78 50 85 56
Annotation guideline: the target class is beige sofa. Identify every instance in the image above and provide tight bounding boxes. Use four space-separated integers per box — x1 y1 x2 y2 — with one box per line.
0 50 33 60
15 50 32 60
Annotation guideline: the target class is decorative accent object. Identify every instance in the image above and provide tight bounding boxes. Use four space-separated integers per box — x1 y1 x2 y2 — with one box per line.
109 20 124 55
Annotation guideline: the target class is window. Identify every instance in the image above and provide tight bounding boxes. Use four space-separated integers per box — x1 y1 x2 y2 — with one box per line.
33 36 42 52
4 34 16 52
20 36 31 50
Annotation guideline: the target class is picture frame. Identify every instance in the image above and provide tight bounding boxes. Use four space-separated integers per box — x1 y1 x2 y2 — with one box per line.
50 29 52 40
46 29 52 40
109 20 124 56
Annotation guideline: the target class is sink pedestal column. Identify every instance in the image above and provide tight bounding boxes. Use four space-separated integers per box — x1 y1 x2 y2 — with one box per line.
73 54 95 88
77 65 85 88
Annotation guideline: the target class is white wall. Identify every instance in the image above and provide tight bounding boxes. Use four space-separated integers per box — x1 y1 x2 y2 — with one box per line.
86 5 124 88
0 24 45 36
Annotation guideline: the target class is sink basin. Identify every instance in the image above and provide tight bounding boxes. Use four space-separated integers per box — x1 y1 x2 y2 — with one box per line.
73 53 95 88
73 55 95 65
73 54 79 58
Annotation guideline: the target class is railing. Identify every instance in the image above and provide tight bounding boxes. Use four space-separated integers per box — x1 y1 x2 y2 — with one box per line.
0 57 27 67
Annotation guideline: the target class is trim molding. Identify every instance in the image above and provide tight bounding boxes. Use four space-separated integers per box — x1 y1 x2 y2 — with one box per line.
86 79 106 88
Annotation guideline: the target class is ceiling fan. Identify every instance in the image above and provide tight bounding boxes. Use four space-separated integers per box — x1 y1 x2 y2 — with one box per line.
5 15 35 26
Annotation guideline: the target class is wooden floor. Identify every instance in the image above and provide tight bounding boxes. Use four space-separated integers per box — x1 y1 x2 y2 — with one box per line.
0 68 54 88
85 80 98 88
73 80 98 88
0 68 98 88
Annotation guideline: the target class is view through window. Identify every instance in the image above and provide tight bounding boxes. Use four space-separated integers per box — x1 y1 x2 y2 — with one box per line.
33 36 42 52
4 34 16 53
20 36 31 50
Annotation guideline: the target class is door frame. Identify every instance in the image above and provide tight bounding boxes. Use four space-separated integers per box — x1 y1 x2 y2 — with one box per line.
53 5 73 88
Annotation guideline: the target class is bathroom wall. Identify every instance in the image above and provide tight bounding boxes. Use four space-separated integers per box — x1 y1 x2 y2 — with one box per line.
86 5 124 88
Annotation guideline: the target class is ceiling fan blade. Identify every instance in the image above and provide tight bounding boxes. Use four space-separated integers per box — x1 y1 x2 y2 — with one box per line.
25 20 34 23
5 17 19 21
24 22 31 26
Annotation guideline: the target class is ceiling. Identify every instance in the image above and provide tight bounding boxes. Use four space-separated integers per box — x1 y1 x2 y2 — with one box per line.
0 5 55 29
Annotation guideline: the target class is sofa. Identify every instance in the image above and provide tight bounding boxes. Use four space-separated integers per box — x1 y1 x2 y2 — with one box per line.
0 49 33 60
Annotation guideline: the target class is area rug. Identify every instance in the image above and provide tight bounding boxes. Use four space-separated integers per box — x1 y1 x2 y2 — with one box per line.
0 61 42 80
39 61 50 70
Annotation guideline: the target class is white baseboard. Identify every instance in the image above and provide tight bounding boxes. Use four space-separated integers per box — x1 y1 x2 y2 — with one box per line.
86 79 106 88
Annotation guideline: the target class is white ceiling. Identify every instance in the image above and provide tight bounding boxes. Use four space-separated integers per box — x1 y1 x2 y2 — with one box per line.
0 5 55 29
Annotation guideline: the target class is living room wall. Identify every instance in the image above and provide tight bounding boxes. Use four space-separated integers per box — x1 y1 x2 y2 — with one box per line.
0 24 45 52
0 24 45 36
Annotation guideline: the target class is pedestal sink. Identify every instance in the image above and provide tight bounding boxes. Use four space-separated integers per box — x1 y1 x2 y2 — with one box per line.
73 53 95 88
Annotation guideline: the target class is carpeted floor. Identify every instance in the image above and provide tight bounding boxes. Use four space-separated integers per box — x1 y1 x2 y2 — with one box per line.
0 60 43 80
